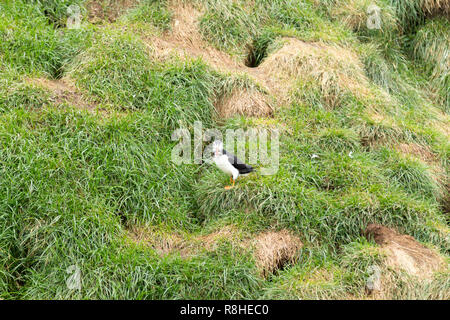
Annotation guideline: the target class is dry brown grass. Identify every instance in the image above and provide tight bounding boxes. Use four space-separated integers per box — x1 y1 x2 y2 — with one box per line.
127 224 193 257
149 1 242 74
25 77 132 118
194 225 241 250
252 229 303 277
364 224 446 279
145 4 375 113
367 110 388 123
395 142 437 164
257 38 370 102
363 223 449 299
86 0 139 23
432 117 450 139
423 0 450 16
26 77 97 111
127 225 242 257
332 0 369 32
142 1 275 118
215 88 273 118
128 225 303 277
144 5 374 116
331 0 398 32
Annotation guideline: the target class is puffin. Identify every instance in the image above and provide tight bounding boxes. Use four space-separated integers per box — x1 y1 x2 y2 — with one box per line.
211 140 254 189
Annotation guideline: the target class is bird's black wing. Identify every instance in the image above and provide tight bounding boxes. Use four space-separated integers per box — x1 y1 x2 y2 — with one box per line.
223 149 254 174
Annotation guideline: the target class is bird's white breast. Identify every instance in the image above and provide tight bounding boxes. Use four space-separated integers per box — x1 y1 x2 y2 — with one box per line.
213 155 239 179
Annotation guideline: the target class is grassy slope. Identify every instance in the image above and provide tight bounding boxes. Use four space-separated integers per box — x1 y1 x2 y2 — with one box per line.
0 0 448 299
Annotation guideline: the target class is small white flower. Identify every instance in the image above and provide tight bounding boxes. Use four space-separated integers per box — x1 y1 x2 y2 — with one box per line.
311 154 319 159
349 151 353 158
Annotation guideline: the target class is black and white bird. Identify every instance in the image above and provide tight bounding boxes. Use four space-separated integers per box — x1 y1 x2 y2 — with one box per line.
212 140 254 189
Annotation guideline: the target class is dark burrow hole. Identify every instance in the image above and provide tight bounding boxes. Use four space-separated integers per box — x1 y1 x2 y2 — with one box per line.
43 9 66 29
244 37 272 68
51 65 65 80
116 211 128 225
264 257 296 281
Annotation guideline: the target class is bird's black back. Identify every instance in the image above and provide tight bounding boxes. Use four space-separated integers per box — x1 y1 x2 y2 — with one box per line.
223 149 254 174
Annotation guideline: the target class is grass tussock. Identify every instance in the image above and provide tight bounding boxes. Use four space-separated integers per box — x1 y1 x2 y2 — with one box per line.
213 75 274 118
120 0 172 30
411 18 449 111
332 0 399 35
253 230 303 277
257 38 368 102
0 1 93 78
364 223 445 278
67 31 220 130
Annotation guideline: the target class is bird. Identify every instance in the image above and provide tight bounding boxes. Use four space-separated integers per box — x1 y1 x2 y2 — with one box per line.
211 140 254 189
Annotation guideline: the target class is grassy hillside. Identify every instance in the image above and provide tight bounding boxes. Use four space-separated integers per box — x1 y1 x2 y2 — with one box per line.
0 0 448 299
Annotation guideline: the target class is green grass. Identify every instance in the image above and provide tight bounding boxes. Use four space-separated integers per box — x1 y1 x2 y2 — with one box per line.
198 0 355 58
21 239 262 299
67 31 220 130
411 18 449 111
199 0 257 55
388 0 425 33
0 0 448 299
0 76 51 112
121 0 172 30
32 0 86 27
377 147 441 199
0 1 93 78
261 240 383 299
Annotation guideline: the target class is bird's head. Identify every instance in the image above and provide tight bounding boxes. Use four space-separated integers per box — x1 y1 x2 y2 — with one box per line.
212 140 224 157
